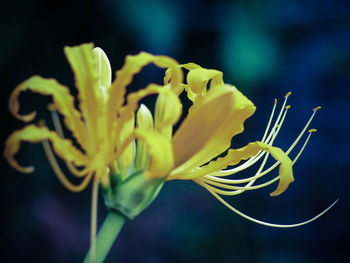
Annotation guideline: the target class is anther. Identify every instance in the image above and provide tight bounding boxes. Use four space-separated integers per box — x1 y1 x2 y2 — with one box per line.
274 98 277 105
284 92 292 98
308 128 317 133
313 106 321 111
285 105 291 109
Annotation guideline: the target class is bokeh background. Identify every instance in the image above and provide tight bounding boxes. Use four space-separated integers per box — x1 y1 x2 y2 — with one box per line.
1 0 349 262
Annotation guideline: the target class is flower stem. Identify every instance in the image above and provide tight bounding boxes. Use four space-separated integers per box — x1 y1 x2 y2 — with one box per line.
83 210 126 263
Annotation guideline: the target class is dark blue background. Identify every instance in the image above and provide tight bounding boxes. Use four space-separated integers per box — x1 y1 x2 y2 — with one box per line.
1 0 349 262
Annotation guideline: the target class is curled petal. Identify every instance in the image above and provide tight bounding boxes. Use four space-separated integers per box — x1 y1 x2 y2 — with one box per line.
182 63 224 101
107 53 183 153
112 52 183 99
9 76 87 150
4 124 88 173
171 141 294 196
113 84 181 152
107 52 183 132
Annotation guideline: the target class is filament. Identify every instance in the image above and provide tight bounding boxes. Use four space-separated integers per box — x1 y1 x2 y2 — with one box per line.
196 179 338 228
206 107 319 187
50 111 87 177
260 98 277 143
42 140 92 192
201 129 316 194
212 101 291 177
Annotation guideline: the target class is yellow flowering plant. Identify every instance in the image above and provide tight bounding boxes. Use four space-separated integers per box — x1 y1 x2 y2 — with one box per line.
4 43 337 263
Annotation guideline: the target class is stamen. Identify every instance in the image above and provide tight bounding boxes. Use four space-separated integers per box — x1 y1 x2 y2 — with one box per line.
203 126 317 189
212 101 291 177
261 98 278 143
292 129 316 165
50 111 87 177
210 104 317 183
285 91 292 98
232 95 290 172
201 149 272 195
42 140 92 192
196 179 338 228
286 107 320 153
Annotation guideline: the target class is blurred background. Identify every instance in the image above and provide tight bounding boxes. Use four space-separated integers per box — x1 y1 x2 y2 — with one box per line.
1 0 349 262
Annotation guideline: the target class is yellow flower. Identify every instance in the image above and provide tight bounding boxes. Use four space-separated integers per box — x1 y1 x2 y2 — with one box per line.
4 43 336 248
4 43 184 260
5 43 183 185
134 62 336 227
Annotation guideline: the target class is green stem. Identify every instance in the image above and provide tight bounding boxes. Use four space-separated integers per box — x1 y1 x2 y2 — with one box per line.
83 210 126 263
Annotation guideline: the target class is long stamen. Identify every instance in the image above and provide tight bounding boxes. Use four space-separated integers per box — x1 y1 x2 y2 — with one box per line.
42 140 92 192
203 126 317 192
50 110 87 177
208 97 280 177
287 107 320 154
293 129 316 164
199 129 316 196
196 179 338 228
212 101 291 177
207 106 319 186
201 148 273 195
229 99 278 173
261 98 278 143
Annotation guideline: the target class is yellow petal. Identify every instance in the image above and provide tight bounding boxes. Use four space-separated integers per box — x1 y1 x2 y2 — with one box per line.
64 43 102 153
113 84 180 153
136 104 154 130
135 104 154 171
182 63 224 101
134 128 174 179
117 114 135 175
171 141 294 196
92 47 112 100
112 127 174 179
92 47 115 158
107 52 183 146
9 76 88 149
154 85 182 139
172 85 255 172
113 52 182 96
4 124 88 173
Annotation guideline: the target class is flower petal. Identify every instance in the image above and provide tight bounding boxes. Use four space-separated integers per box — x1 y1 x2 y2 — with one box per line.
135 104 154 171
113 84 181 154
64 43 102 153
134 128 174 179
154 85 182 139
92 47 112 95
170 141 294 196
172 85 255 173
116 114 135 175
182 63 224 101
4 124 88 173
107 52 183 146
9 76 88 150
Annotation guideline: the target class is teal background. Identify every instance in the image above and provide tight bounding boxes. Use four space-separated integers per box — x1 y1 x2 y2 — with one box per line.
1 0 349 262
